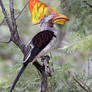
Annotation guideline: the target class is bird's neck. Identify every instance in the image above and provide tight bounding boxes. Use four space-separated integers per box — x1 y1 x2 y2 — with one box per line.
40 22 56 32
39 15 57 31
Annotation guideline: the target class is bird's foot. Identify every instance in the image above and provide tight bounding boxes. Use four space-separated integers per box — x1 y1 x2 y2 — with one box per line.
41 55 50 63
41 55 52 77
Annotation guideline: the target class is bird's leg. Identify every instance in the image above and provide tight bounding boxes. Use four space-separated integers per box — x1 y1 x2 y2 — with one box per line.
41 55 52 77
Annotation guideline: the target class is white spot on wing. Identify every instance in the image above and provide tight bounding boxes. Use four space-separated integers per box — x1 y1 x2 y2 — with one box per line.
23 42 34 63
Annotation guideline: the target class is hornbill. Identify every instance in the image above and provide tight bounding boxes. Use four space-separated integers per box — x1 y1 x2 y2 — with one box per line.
10 14 69 92
10 1 69 92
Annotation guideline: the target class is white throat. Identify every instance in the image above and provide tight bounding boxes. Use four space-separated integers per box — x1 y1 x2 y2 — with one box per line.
40 23 56 31
40 14 57 31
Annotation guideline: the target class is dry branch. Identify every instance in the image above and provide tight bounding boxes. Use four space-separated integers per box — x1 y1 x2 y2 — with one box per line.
73 76 91 92
15 2 28 20
0 2 28 26
0 19 4 26
83 1 92 8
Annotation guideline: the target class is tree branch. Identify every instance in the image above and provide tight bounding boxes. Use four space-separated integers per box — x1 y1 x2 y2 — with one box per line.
0 0 12 32
0 18 4 26
33 56 52 92
83 1 92 8
0 2 28 26
73 76 91 92
9 0 26 53
0 0 25 53
15 2 29 20
41 56 52 92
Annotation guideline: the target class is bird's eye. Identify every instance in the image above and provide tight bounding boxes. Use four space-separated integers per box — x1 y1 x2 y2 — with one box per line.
48 20 53 27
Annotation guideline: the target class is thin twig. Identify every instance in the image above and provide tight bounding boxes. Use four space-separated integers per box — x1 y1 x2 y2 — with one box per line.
0 18 4 25
10 0 15 27
0 2 28 26
73 76 91 92
41 72 48 92
0 0 13 32
83 1 92 8
88 56 90 76
15 2 29 20
0 39 11 44
41 56 51 92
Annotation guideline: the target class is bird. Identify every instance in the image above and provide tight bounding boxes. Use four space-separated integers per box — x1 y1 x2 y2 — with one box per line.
9 0 69 92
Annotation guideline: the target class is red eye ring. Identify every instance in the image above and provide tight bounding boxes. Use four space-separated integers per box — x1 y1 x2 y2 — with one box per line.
48 20 53 27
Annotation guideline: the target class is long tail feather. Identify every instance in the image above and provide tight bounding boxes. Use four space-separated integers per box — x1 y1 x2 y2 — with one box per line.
10 64 28 92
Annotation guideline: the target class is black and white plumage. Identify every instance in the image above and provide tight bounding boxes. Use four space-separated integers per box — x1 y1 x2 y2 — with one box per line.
10 15 67 92
23 30 56 64
10 30 56 92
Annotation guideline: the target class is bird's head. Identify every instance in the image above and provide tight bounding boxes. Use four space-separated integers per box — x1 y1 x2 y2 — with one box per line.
40 14 69 30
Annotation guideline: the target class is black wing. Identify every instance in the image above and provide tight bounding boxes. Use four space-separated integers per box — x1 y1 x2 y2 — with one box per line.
23 30 56 63
10 30 56 92
32 30 55 49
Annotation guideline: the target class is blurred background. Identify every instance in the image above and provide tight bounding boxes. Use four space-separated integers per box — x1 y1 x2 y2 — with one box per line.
0 0 92 92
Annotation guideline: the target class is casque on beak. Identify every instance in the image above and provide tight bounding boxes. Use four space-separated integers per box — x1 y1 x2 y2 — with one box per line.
52 14 69 24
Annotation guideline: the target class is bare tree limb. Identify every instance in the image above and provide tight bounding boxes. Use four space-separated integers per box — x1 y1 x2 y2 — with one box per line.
0 1 28 44
41 72 48 92
9 0 26 53
41 56 51 92
0 39 11 44
68 71 91 92
15 2 29 20
83 1 92 8
10 0 15 27
0 2 28 26
0 0 13 32
73 76 91 92
34 56 52 92
0 18 4 26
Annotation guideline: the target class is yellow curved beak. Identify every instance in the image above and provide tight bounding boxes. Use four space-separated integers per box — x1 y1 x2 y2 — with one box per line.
52 14 69 24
